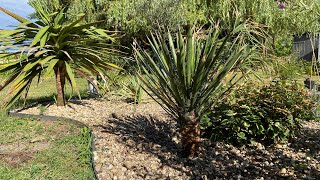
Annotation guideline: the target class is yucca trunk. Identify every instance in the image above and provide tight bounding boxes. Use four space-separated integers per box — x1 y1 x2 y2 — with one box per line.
54 62 66 106
180 113 201 157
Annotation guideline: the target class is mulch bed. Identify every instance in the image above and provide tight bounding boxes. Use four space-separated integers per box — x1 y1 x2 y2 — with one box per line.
20 97 320 179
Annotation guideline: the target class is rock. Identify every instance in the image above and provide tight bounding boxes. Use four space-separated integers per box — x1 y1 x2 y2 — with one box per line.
93 151 99 161
30 136 46 143
149 164 158 171
256 143 265 150
201 175 208 180
279 168 287 175
269 162 274 166
236 175 242 180
123 162 136 169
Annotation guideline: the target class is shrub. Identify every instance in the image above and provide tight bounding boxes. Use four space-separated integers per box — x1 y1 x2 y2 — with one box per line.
274 35 293 56
273 57 312 80
203 81 315 146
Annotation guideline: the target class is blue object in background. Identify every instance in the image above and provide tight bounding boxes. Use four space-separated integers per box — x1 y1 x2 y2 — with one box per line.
0 0 34 29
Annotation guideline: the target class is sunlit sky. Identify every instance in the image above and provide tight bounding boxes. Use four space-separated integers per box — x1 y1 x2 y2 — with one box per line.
0 0 34 29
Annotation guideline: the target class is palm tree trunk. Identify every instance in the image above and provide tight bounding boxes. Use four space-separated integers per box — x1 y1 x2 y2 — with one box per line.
54 63 66 106
180 113 201 157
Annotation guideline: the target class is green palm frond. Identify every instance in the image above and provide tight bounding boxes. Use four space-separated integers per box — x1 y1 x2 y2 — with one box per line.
0 5 120 109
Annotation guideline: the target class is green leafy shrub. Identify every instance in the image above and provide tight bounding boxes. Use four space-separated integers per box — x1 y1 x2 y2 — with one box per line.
274 35 293 56
204 81 315 145
273 58 312 80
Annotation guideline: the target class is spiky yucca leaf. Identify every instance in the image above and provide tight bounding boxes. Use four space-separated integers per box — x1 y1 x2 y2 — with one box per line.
135 22 257 122
135 20 260 156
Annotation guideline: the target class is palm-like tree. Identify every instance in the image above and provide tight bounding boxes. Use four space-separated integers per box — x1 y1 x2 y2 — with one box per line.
0 2 119 108
135 22 259 156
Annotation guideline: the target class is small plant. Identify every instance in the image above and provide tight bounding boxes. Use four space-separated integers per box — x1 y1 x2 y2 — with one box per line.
274 35 293 56
204 81 315 145
123 75 144 104
79 127 93 165
37 104 48 115
273 57 310 80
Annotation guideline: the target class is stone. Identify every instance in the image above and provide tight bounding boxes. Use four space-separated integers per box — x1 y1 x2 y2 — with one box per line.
123 162 136 169
256 143 265 150
30 136 46 143
93 152 99 161
279 168 287 175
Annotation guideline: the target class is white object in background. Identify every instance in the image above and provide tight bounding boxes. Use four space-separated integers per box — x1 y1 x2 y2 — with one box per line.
88 78 98 95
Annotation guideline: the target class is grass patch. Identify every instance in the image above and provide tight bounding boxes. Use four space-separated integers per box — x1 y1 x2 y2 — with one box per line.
0 77 89 108
0 112 95 179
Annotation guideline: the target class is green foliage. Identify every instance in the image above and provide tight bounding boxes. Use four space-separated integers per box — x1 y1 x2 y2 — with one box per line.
205 0 320 57
107 0 206 35
79 127 93 165
29 0 109 23
0 2 119 108
135 19 258 122
123 75 144 104
98 71 144 104
205 81 315 145
274 35 293 56
103 71 126 92
206 0 320 35
135 18 265 155
273 57 312 80
37 104 48 115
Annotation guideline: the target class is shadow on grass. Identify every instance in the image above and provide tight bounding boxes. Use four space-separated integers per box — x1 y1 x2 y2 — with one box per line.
99 115 320 179
12 95 56 110
12 91 92 111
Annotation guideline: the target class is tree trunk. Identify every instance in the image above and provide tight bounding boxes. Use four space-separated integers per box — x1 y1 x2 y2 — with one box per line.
54 63 66 106
180 113 201 157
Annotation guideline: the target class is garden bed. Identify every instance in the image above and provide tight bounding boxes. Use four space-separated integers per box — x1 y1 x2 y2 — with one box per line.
0 113 94 179
20 97 320 179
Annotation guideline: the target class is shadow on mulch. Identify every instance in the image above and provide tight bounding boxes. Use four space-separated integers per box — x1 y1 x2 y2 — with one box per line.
289 127 320 160
99 115 320 179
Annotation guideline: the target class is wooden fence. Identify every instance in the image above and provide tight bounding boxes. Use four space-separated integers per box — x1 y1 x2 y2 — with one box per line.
292 34 319 61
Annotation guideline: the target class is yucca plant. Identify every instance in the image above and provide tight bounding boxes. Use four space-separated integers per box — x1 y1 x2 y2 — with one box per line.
0 2 119 108
135 22 259 156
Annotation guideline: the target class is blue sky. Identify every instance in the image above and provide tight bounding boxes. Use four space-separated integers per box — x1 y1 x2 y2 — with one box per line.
0 0 34 29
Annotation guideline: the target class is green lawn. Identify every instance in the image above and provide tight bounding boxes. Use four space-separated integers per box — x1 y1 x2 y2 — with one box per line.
0 76 89 108
0 112 95 179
